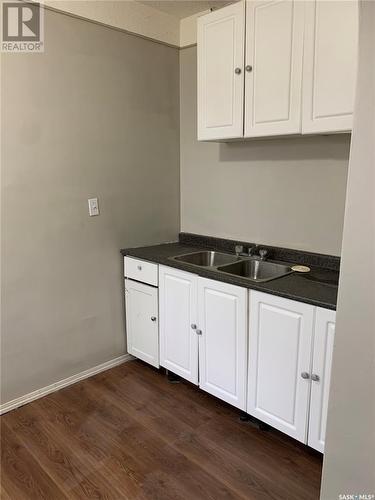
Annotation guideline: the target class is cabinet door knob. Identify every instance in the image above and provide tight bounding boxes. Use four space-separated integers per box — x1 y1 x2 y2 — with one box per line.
311 374 320 382
196 329 202 335
234 67 242 74
301 372 310 379
191 323 197 330
137 265 142 270
245 65 253 72
151 316 157 322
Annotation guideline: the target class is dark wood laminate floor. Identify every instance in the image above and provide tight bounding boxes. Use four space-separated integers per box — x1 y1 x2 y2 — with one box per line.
1 360 323 499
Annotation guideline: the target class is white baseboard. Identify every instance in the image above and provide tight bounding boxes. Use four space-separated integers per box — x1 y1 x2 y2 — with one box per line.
0 354 134 415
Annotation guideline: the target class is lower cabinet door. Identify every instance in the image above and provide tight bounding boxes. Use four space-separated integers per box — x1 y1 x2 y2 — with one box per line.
125 279 159 368
308 307 336 453
159 266 199 384
247 291 314 442
198 278 248 410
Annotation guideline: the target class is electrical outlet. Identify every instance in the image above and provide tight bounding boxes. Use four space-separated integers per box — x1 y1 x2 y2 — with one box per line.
88 197 99 216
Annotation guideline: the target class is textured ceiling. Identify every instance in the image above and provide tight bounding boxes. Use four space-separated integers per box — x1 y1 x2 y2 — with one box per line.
136 1 234 20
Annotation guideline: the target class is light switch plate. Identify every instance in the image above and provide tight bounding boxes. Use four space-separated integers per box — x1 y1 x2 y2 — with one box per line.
88 197 99 216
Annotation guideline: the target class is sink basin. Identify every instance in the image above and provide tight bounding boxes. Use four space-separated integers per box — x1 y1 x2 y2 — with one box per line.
218 259 293 282
170 251 293 283
173 251 241 267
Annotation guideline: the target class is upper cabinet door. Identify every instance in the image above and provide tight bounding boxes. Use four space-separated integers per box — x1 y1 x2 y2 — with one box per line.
308 308 336 453
244 0 304 137
247 291 314 442
197 1 245 141
198 278 248 410
302 0 358 134
159 266 199 384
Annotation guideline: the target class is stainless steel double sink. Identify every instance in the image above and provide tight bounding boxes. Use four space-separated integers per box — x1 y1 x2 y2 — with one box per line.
170 251 293 283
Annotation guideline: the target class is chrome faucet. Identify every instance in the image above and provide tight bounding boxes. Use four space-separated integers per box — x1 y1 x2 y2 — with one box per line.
235 244 268 260
259 248 268 260
247 246 257 257
235 245 244 256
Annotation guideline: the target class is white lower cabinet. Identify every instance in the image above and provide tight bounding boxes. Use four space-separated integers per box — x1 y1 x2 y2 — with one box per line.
247 290 336 451
159 266 199 384
125 279 159 368
308 307 336 452
247 291 314 442
127 261 336 452
198 278 248 410
159 266 248 409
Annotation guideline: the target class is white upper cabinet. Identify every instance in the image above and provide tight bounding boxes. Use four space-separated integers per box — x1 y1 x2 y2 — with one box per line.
159 266 199 384
244 0 304 137
247 291 314 442
308 308 336 452
125 279 159 368
302 0 358 134
197 0 358 140
197 1 245 140
198 278 248 410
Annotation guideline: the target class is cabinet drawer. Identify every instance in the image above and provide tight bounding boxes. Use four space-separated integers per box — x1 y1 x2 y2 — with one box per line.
124 257 158 286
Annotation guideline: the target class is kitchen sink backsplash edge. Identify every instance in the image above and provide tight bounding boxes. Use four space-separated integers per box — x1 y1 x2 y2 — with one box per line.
178 233 340 272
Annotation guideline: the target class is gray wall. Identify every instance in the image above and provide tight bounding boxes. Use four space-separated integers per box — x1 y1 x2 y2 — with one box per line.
180 46 350 256
1 9 180 404
321 1 375 497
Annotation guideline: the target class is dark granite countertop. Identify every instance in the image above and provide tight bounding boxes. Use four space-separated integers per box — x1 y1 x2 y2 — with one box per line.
121 240 339 310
